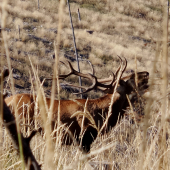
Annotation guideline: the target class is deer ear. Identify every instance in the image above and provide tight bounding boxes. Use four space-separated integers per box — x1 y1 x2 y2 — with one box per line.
125 79 136 91
119 80 126 86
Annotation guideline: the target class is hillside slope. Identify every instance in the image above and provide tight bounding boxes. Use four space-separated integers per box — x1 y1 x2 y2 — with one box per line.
0 1 170 169
0 0 165 98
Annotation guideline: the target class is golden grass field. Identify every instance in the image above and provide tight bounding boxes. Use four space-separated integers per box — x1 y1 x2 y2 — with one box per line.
0 0 170 169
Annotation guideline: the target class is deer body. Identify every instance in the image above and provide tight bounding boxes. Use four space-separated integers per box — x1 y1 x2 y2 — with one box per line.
5 56 149 152
5 80 134 152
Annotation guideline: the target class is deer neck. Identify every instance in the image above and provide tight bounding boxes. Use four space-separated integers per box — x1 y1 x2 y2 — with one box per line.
92 93 120 109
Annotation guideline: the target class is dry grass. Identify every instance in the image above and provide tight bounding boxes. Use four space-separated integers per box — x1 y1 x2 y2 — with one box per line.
0 0 170 169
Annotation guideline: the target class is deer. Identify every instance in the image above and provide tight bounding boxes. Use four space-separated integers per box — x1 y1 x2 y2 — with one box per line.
0 69 41 170
4 56 149 152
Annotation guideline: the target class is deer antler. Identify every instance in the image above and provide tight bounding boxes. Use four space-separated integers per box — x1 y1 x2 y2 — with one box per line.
60 60 116 94
97 56 127 84
59 60 95 79
59 56 127 94
116 55 127 82
102 56 127 94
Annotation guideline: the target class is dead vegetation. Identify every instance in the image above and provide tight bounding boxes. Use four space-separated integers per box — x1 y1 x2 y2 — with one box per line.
0 0 170 169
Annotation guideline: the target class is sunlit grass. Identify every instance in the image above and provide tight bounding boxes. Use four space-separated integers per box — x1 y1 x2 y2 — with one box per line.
0 0 170 169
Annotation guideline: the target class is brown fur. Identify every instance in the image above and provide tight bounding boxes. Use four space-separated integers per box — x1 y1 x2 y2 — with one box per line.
5 71 149 152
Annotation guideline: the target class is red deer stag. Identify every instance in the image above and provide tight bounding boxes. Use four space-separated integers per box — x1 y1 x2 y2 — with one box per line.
5 56 149 152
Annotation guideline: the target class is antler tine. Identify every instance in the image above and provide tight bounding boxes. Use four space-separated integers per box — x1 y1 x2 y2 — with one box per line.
115 56 122 78
96 72 115 88
66 61 96 80
113 55 127 85
117 56 127 76
59 61 68 68
48 60 94 80
119 56 127 80
73 75 97 94
104 56 123 88
59 61 98 94
97 56 125 84
74 71 116 94
96 72 116 91
121 56 127 74
59 61 75 79
59 60 117 94
114 55 123 81
108 72 115 85
87 60 95 75
97 57 122 84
